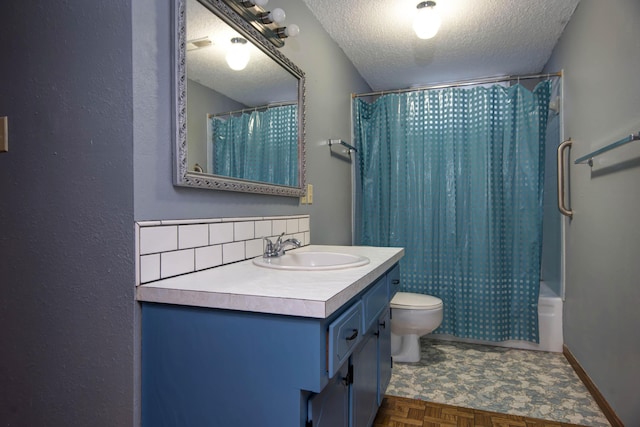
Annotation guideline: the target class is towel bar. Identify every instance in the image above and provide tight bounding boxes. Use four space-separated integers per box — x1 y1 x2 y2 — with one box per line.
575 132 640 166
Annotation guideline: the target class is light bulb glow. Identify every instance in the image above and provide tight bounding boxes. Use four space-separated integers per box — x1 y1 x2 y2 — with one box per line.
225 38 250 71
269 8 286 24
413 2 441 40
285 24 299 37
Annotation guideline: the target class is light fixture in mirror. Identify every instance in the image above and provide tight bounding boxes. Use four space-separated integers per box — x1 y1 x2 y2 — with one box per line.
413 1 441 40
174 0 306 196
220 0 299 48
225 37 250 70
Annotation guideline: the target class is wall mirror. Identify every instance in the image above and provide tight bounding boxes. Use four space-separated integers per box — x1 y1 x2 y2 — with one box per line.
174 0 306 196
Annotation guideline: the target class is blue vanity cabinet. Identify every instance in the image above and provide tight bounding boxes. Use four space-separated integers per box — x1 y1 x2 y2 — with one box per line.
141 263 400 427
307 360 349 427
377 264 397 404
142 303 327 427
351 329 379 427
377 308 392 405
309 269 398 427
350 275 389 427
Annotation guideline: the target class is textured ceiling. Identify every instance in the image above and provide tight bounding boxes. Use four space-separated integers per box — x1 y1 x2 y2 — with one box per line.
301 0 581 91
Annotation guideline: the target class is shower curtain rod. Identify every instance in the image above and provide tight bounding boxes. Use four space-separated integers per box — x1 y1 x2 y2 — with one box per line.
352 71 562 99
209 101 296 118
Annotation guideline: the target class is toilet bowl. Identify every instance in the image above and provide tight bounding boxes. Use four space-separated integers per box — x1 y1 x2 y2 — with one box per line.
390 292 443 363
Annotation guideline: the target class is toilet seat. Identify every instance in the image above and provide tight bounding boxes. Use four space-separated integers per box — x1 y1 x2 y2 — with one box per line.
391 292 443 310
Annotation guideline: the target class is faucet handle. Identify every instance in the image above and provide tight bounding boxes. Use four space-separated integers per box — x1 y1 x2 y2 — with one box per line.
263 233 288 258
263 236 274 252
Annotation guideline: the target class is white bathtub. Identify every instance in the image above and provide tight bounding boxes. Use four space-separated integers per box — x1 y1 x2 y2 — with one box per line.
431 282 564 353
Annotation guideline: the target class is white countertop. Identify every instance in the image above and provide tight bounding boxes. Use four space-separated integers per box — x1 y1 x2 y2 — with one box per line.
136 245 404 318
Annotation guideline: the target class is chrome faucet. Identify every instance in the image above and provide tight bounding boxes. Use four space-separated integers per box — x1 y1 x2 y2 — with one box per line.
263 232 301 258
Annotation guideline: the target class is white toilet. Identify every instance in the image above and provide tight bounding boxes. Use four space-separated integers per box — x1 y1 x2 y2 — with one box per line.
390 292 443 363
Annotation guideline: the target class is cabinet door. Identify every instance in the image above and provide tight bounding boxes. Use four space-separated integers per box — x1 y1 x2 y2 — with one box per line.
308 360 349 427
351 331 378 427
377 309 392 405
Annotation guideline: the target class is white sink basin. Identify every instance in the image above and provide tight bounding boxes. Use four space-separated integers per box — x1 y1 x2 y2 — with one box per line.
252 251 370 271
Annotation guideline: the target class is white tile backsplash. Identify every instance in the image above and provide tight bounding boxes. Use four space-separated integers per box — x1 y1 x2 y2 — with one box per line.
136 215 310 285
299 217 310 232
234 221 255 241
162 218 221 225
195 245 222 270
210 223 234 244
255 220 272 238
286 218 300 233
272 219 287 236
160 249 195 278
223 241 245 264
178 224 209 249
140 226 178 255
245 238 264 258
140 254 161 283
222 216 262 222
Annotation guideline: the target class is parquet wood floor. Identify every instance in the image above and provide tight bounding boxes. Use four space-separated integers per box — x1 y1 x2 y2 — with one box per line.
373 396 590 427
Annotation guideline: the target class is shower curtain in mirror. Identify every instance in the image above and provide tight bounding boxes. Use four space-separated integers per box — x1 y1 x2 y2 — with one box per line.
354 82 551 342
211 104 298 186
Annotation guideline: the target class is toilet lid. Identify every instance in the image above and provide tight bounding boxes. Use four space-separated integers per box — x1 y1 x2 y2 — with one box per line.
391 292 443 309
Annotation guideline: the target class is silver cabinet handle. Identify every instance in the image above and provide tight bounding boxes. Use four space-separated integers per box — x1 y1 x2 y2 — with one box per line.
557 138 573 218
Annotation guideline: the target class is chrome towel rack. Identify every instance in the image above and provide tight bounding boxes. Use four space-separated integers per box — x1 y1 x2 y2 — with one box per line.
328 139 357 153
575 132 640 166
328 139 357 161
557 138 573 218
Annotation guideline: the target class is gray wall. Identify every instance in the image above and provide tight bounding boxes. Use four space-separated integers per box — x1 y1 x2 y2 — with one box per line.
0 1 135 426
544 0 640 424
133 0 370 246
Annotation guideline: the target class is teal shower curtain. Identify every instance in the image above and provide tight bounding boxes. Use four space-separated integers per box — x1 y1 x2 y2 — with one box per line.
354 82 551 342
211 104 298 186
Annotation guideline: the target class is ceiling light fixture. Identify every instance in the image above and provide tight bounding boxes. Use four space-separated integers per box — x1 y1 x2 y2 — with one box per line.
225 37 250 71
413 1 441 40
221 0 299 48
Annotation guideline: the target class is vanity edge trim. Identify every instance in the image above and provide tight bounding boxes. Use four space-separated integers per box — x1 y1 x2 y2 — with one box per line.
136 287 328 317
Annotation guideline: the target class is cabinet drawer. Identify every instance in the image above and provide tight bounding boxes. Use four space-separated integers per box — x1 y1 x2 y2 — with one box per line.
327 301 363 378
362 277 388 332
387 264 401 299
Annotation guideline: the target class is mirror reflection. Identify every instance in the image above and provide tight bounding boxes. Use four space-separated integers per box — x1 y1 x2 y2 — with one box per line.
184 0 302 189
